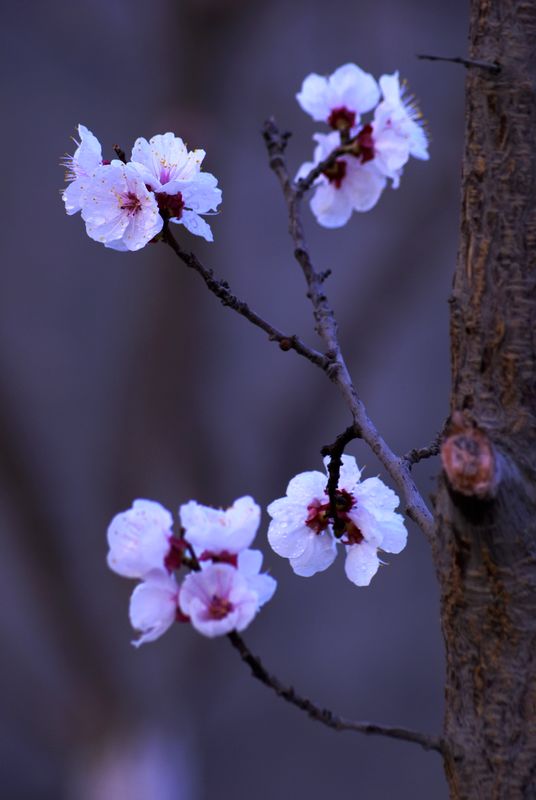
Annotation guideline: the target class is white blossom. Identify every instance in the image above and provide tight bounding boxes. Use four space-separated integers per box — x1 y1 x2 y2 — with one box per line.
130 133 222 242
107 499 173 579
129 570 179 647
81 162 163 251
296 132 386 228
178 563 260 637
179 496 260 559
267 455 407 586
374 72 429 165
296 63 380 132
62 124 103 215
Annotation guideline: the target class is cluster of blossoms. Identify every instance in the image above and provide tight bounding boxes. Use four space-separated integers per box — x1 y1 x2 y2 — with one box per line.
107 496 276 646
296 64 429 228
62 126 221 249
267 455 407 586
107 458 407 644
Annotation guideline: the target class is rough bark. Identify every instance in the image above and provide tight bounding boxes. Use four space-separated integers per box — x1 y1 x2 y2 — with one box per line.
434 1 536 797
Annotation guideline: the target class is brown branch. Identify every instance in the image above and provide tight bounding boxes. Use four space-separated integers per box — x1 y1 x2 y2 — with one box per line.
320 424 360 531
228 631 444 753
185 537 441 752
162 224 328 370
262 118 434 542
185 530 442 753
417 53 501 73
404 433 442 470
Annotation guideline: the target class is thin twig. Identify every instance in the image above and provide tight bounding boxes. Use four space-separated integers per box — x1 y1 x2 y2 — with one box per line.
417 53 501 74
262 118 434 542
183 522 442 752
113 144 127 163
295 141 354 196
162 224 327 370
403 434 442 470
321 425 360 530
228 631 444 753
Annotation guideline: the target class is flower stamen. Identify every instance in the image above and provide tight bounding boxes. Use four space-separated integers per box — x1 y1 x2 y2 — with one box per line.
208 595 234 620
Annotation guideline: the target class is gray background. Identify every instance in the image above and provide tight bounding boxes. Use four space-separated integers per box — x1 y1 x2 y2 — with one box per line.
0 0 466 797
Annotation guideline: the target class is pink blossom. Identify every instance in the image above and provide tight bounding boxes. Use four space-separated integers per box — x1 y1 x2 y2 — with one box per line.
107 499 173 579
179 563 260 637
81 162 163 251
129 570 180 647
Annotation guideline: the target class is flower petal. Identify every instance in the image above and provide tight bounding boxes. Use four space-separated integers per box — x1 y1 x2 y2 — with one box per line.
177 210 214 242
289 530 337 577
285 471 327 504
296 73 331 121
129 570 178 647
344 542 380 586
329 63 380 116
267 518 311 559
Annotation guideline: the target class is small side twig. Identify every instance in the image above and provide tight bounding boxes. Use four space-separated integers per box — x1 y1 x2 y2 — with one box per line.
417 53 501 74
403 433 442 470
228 631 444 754
113 144 127 163
321 425 360 530
162 225 327 370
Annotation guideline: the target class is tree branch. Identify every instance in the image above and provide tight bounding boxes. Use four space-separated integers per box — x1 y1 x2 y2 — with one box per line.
228 631 444 753
321 425 360 530
262 118 434 542
417 53 501 73
162 224 328 370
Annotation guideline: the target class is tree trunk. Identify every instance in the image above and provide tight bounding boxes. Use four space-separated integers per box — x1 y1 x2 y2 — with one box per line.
434 1 536 797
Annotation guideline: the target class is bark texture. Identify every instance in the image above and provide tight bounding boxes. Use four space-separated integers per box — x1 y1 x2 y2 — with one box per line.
435 1 536 797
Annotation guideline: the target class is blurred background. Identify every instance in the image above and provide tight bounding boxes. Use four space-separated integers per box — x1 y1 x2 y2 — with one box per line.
0 1 467 797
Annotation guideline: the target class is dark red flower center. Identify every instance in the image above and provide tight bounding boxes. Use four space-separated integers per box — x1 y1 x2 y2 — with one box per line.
208 595 233 620
328 106 356 132
155 191 185 219
199 550 238 567
306 489 364 543
322 159 347 189
355 124 375 164
165 537 187 572
120 191 142 215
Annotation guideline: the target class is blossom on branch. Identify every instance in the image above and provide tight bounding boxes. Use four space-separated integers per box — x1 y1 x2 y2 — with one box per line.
296 63 380 132
107 499 174 579
178 563 261 638
81 162 163 251
62 128 222 246
267 455 407 586
296 132 386 227
107 494 276 645
130 133 222 242
295 65 429 225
